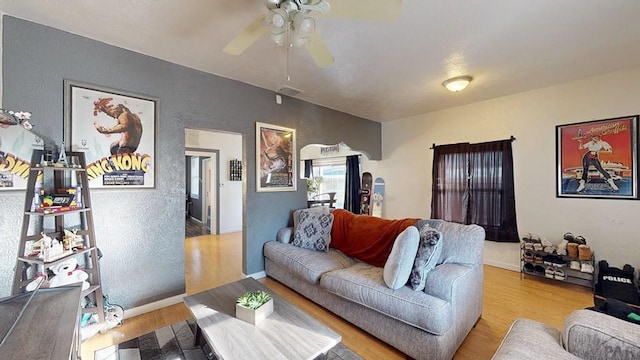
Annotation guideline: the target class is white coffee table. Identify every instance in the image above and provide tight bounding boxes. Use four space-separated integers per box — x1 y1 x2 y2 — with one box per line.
184 277 341 360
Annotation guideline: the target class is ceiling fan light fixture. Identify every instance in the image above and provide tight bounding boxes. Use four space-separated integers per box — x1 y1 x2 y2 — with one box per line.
268 10 287 29
299 17 315 33
265 0 283 10
442 75 473 92
290 12 315 47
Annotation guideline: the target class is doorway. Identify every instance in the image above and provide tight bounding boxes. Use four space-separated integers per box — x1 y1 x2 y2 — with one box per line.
185 149 219 236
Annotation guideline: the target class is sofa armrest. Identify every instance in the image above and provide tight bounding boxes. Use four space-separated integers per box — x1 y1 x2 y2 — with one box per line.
563 309 640 359
492 319 579 360
276 227 293 244
423 263 479 302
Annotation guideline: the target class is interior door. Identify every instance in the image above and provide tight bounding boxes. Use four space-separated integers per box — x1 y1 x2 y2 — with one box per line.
203 158 212 233
185 149 219 235
203 155 218 234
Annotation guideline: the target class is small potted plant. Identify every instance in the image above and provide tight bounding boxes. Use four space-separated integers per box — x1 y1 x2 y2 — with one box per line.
235 290 273 325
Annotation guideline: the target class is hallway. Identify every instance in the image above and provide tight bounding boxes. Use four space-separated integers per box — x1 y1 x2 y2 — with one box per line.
185 218 209 238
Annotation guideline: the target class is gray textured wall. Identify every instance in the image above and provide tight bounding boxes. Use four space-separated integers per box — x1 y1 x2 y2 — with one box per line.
0 16 381 308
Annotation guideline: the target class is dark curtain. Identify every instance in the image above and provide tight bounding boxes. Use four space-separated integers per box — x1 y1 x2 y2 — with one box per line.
344 155 361 213
304 159 313 178
431 143 471 223
431 139 519 242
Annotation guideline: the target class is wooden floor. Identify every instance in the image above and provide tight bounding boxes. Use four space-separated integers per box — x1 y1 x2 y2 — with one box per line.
81 232 593 360
185 217 209 238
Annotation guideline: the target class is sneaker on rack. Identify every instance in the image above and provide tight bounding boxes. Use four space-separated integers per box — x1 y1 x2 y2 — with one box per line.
541 237 553 248
534 254 544 264
553 256 567 267
522 233 536 250
524 251 535 262
554 269 567 280
534 265 545 275
543 255 555 266
570 260 581 270
567 243 579 258
580 262 594 274
523 262 535 273
578 244 593 260
556 239 568 256
563 232 575 242
545 267 555 279
574 235 587 245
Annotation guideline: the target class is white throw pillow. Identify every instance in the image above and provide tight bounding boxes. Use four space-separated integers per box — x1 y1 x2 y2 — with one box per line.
383 226 420 290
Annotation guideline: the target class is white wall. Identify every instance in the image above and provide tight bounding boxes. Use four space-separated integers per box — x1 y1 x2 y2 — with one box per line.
379 68 640 271
185 128 243 233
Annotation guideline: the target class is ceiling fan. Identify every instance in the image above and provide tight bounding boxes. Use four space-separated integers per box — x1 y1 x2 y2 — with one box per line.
223 0 403 68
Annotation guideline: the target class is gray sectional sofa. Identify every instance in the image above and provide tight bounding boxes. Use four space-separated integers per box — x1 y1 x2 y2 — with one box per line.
263 210 485 360
492 309 640 359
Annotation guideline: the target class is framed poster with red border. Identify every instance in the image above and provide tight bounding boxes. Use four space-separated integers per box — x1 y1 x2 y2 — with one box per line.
556 115 638 199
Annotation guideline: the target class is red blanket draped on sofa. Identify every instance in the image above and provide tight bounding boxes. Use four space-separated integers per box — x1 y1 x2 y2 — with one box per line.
330 209 419 267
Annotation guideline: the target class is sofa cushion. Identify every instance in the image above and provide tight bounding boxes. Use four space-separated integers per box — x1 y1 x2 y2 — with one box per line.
264 241 354 284
409 224 443 291
293 210 334 252
383 226 419 289
321 262 452 335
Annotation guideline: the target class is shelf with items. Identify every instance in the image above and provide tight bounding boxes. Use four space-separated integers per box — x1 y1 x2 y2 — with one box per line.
11 149 105 330
520 236 595 289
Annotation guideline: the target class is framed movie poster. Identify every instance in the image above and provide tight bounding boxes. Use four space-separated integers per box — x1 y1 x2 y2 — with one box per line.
0 109 43 190
556 115 638 199
64 80 156 189
256 122 296 192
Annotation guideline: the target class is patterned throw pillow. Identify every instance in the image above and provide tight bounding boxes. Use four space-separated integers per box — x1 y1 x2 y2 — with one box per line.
293 211 334 252
408 224 443 291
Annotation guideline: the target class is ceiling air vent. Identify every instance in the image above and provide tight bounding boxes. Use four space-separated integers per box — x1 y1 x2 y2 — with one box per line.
278 86 302 97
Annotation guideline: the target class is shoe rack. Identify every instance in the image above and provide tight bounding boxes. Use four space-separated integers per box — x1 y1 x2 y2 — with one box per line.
520 234 595 288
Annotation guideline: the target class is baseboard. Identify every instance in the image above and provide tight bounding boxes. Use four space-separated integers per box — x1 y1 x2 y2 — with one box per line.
247 271 266 279
123 272 266 318
484 259 520 272
123 293 186 319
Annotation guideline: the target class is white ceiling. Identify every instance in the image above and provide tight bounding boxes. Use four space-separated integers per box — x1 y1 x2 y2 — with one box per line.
1 1 640 122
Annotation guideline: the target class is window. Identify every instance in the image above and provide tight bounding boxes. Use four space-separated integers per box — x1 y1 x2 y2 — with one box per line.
431 140 519 242
190 156 200 199
309 157 346 209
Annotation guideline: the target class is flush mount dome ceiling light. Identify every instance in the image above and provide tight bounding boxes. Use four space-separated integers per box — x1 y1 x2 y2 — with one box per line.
442 75 473 92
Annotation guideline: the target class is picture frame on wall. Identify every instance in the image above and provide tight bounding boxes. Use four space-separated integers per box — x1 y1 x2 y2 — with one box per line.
0 109 44 191
556 115 638 199
256 122 296 192
64 80 157 189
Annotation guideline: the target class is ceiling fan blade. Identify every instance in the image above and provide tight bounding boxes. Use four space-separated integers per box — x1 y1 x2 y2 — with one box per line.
223 14 268 55
305 32 334 68
325 0 402 22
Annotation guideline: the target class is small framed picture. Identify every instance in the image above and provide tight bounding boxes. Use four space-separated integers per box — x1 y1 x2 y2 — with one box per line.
556 115 638 199
256 122 296 192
